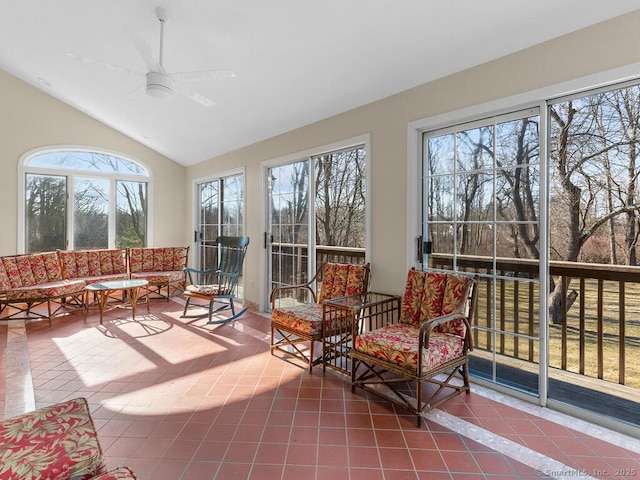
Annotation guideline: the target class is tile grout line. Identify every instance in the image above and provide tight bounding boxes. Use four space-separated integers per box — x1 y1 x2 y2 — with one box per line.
5 320 35 418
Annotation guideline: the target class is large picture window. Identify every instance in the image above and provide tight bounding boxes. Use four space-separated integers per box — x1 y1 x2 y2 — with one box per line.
21 149 149 253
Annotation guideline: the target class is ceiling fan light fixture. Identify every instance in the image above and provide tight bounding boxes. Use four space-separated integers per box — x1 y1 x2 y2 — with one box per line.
145 71 174 99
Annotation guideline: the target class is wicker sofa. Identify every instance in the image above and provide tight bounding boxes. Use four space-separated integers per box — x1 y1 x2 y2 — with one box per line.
127 246 189 300
0 247 188 322
0 397 136 479
0 252 86 323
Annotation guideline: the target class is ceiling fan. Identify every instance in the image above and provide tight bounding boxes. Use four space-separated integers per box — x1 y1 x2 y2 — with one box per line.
69 7 234 107
138 7 234 106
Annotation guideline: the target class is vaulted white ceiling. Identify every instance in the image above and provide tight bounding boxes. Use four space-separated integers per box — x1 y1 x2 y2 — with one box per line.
1 1 639 166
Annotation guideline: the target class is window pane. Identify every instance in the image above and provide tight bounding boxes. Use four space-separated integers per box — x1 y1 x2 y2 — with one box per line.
496 116 539 169
496 166 540 224
28 151 147 175
116 181 147 248
74 178 108 249
455 171 493 222
25 174 67 253
428 223 455 256
428 134 455 175
314 147 366 248
221 175 244 236
427 175 454 220
270 162 309 245
456 126 493 172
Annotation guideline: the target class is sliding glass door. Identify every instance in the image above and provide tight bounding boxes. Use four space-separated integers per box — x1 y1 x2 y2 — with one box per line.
422 108 542 396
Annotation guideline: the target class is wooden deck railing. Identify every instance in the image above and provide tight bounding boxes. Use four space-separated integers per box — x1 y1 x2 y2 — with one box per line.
430 254 640 388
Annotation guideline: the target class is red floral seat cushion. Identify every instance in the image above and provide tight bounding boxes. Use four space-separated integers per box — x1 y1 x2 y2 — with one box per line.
185 283 231 296
272 303 324 335
131 270 186 285
272 303 350 336
0 397 107 480
354 323 465 371
5 279 86 301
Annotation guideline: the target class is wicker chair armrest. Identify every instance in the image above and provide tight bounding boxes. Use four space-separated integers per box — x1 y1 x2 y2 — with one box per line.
269 266 324 307
419 312 473 348
270 283 316 308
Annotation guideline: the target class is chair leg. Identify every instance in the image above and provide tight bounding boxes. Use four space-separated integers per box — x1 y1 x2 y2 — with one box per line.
182 298 191 316
416 379 422 427
461 363 471 392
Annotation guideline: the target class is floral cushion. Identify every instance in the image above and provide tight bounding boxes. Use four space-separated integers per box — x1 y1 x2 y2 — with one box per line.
131 270 185 285
272 303 324 336
0 397 107 480
0 260 11 293
439 274 473 337
185 283 231 296
76 273 130 285
354 323 465 371
272 303 350 337
128 247 188 273
58 249 126 279
4 279 86 301
399 270 472 337
317 263 368 303
0 252 62 291
401 270 446 325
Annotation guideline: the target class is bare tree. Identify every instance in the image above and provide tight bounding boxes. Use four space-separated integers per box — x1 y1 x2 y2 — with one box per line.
548 88 640 323
315 148 366 248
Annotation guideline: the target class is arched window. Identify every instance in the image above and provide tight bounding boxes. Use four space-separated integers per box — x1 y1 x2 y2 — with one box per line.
20 148 151 253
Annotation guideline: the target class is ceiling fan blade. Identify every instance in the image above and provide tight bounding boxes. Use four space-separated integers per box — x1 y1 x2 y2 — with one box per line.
182 90 217 107
131 32 162 73
172 69 236 82
66 53 142 76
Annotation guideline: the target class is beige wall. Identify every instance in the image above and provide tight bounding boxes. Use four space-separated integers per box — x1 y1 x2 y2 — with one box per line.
185 11 640 310
0 69 185 256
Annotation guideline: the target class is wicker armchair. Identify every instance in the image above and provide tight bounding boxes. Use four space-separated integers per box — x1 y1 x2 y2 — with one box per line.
270 262 370 372
351 269 478 426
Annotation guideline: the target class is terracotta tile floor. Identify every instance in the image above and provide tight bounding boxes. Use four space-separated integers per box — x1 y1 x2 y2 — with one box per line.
2 299 640 480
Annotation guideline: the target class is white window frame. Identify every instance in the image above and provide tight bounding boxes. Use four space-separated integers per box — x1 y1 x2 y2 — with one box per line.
18 146 153 253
